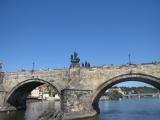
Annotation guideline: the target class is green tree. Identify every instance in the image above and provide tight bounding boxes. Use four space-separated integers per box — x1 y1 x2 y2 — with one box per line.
107 90 123 100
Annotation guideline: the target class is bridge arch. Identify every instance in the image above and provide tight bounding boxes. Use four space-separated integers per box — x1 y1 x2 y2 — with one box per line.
92 73 160 113
5 78 61 110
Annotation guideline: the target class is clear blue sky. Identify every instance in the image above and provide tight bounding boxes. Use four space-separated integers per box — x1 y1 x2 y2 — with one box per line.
0 0 160 87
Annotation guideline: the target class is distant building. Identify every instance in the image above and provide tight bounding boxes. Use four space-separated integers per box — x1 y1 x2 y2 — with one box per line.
29 85 58 100
54 94 60 101
31 87 40 97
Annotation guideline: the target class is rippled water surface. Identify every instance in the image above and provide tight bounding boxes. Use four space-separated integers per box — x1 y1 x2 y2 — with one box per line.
0 98 160 120
99 98 160 120
0 101 60 120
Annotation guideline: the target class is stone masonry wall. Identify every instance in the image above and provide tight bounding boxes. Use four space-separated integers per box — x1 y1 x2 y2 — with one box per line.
0 92 6 106
61 89 93 113
3 63 160 93
0 72 4 84
3 69 69 92
80 63 160 90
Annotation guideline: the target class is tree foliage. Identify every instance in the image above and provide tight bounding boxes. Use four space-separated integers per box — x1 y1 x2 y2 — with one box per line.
106 90 123 100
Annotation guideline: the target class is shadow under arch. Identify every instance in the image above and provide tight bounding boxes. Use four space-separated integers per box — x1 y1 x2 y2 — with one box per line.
92 73 160 113
5 78 61 110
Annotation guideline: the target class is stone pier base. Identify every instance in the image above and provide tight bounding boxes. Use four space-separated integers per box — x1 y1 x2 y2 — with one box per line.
63 111 98 120
0 90 17 112
61 89 97 120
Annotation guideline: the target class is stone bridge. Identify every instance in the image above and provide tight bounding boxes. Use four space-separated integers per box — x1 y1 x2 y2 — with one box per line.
0 62 160 119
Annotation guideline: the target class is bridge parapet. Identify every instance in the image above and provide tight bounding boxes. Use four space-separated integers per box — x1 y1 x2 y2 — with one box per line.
79 63 160 90
3 69 69 92
0 62 160 119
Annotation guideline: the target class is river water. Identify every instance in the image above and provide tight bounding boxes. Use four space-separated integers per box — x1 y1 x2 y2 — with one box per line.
0 98 160 120
99 98 160 120
0 101 60 120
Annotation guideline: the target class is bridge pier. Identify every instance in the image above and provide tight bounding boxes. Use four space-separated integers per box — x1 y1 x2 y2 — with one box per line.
0 72 6 107
59 66 98 119
0 91 6 107
0 72 16 111
61 89 97 120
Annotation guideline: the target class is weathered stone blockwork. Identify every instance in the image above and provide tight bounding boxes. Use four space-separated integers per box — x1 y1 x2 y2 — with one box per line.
0 72 4 84
61 89 92 113
0 62 160 119
0 92 6 106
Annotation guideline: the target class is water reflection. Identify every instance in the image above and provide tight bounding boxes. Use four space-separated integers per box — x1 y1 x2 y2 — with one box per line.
0 99 160 120
0 101 59 120
99 98 160 120
0 110 25 120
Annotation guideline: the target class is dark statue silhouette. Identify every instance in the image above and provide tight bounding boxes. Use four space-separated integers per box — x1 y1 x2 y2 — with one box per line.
70 52 80 68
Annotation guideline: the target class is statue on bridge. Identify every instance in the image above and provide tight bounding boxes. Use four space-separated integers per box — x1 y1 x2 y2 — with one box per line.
70 52 80 68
